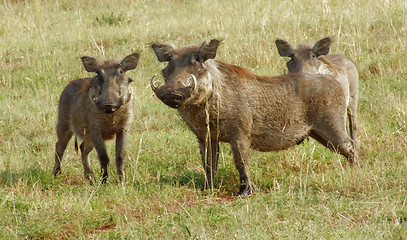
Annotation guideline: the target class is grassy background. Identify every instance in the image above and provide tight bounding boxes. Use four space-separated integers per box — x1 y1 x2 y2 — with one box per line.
1 0 407 238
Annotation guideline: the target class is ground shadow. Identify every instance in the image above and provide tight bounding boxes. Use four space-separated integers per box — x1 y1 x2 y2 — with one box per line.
159 169 206 190
157 167 239 195
0 167 56 190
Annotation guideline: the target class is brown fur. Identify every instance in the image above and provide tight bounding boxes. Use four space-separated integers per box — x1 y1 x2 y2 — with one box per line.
53 53 139 183
151 40 358 197
275 37 359 149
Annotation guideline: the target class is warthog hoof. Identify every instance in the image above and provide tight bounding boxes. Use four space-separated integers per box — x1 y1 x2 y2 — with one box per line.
52 166 61 176
84 172 96 185
237 184 253 198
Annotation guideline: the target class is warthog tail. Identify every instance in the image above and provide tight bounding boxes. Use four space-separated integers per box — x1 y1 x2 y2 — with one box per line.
74 137 79 155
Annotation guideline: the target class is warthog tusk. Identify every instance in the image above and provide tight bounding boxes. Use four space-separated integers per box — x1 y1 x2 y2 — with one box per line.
150 74 158 91
190 74 197 92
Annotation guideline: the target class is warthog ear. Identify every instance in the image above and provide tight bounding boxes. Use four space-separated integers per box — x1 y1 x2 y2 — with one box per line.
312 37 331 56
197 39 221 62
120 53 140 72
275 39 294 57
152 43 175 62
81 56 99 73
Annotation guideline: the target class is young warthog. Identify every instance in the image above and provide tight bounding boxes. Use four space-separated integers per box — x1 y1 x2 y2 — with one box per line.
275 37 359 148
150 39 358 197
53 53 140 183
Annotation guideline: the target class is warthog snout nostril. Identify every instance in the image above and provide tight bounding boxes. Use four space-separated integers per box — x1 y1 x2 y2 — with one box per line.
158 93 184 109
101 104 119 114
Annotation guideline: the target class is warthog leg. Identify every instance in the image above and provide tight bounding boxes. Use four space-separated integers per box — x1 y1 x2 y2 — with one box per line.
230 137 253 197
115 130 127 181
199 138 220 191
310 129 358 166
80 141 95 182
91 133 110 183
53 131 73 176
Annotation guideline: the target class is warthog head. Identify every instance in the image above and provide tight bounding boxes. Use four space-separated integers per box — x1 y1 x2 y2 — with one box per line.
150 39 221 108
275 37 331 73
81 53 139 114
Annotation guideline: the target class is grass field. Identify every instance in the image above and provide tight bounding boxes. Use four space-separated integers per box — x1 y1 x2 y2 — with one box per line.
1 0 407 239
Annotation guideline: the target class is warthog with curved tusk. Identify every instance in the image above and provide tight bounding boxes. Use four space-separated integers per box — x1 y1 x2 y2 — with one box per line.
151 39 358 197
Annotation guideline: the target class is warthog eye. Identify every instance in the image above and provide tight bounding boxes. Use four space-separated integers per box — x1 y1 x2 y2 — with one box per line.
193 54 200 63
118 68 124 75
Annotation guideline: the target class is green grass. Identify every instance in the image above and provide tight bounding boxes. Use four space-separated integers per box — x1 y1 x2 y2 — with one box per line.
1 0 407 238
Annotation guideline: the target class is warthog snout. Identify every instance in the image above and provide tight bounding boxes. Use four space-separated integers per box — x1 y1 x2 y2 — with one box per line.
93 92 122 114
150 74 196 109
160 92 185 109
98 102 120 114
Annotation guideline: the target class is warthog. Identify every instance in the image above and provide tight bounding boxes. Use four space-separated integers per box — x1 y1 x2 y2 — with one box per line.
150 39 358 197
53 53 140 183
275 37 359 148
